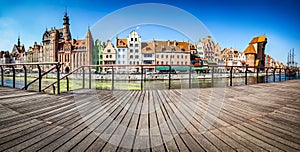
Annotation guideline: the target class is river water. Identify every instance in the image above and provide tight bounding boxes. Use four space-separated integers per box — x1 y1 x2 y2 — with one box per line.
1 73 299 92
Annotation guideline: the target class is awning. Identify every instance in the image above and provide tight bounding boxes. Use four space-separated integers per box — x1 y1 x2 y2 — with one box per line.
192 67 209 71
156 66 190 71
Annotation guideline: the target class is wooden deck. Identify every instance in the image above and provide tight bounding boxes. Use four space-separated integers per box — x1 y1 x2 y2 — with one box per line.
0 80 300 151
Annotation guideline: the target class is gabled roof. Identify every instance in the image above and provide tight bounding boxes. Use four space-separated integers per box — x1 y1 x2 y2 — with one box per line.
250 35 267 44
141 42 154 54
244 44 256 54
116 38 127 48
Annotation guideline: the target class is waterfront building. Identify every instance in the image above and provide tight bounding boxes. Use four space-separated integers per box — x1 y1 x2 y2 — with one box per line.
196 40 205 59
42 12 93 73
202 36 222 64
154 40 190 72
102 40 116 73
116 38 128 65
127 30 142 66
93 39 104 72
141 41 155 72
244 35 267 71
0 51 10 64
26 42 43 71
11 36 26 69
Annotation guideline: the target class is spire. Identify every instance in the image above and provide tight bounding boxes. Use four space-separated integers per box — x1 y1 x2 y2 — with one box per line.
86 26 92 38
63 9 69 26
17 35 20 47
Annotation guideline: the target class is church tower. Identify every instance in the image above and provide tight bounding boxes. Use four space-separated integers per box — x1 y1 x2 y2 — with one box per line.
86 26 94 65
63 11 71 41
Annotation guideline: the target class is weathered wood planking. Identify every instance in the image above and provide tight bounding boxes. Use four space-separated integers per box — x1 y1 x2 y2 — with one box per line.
0 79 299 151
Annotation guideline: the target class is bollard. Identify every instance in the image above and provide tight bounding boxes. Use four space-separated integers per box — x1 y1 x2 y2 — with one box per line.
141 66 143 90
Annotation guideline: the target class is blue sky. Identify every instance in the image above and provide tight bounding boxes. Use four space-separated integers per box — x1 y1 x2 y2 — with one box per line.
0 0 299 64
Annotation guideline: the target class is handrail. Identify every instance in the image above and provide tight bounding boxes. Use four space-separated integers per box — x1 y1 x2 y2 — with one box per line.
42 66 83 92
21 65 57 90
0 62 61 66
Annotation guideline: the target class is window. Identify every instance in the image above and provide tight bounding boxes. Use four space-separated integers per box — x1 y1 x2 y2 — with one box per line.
118 61 120 64
166 61 168 64
107 49 111 53
135 44 138 47
133 61 135 64
130 55 133 59
135 49 138 53
135 38 137 41
123 55 125 58
130 44 133 47
157 61 159 64
177 61 179 65
157 55 159 58
123 49 125 52
106 55 108 58
166 55 168 58
185 62 187 65
161 61 164 64
130 49 133 53
161 55 164 58
135 55 139 59
118 49 121 52
181 61 183 65
131 38 133 41
129 61 132 64
177 55 179 59
123 61 125 64
137 61 139 64
110 55 112 58
181 55 183 59
185 56 187 59
118 55 120 58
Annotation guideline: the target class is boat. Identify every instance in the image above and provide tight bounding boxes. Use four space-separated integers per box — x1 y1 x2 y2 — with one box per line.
286 48 298 77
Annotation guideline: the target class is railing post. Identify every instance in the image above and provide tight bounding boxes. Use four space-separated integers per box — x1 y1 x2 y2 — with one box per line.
66 77 69 92
12 66 15 88
256 68 259 84
89 67 91 89
168 65 171 90
211 67 214 87
273 68 276 82
141 66 143 90
82 67 85 89
189 66 192 88
279 68 281 81
112 66 114 90
266 68 269 83
38 65 42 92
230 67 233 86
53 85 56 94
0 66 3 86
23 65 27 90
56 64 60 94
245 65 248 85
284 68 287 81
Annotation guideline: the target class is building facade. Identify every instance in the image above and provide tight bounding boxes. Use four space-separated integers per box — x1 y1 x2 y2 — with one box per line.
141 41 155 72
244 35 267 71
102 40 116 72
116 38 128 65
11 36 26 68
127 31 142 66
42 12 93 73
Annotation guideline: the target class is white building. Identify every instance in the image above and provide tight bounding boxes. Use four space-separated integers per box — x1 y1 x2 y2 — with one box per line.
196 40 205 59
116 38 128 65
127 30 142 65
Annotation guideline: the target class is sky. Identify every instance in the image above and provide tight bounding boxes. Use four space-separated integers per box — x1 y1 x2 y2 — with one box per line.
0 0 300 65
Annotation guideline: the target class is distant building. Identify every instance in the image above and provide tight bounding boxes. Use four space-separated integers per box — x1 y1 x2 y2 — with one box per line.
141 41 155 72
116 38 128 65
42 12 93 73
0 51 10 64
26 42 43 71
154 40 190 72
93 39 104 72
127 31 142 66
11 36 26 68
196 41 205 59
244 35 267 71
202 36 222 64
102 40 116 73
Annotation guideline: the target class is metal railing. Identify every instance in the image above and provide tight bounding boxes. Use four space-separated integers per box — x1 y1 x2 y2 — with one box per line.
1 63 299 94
